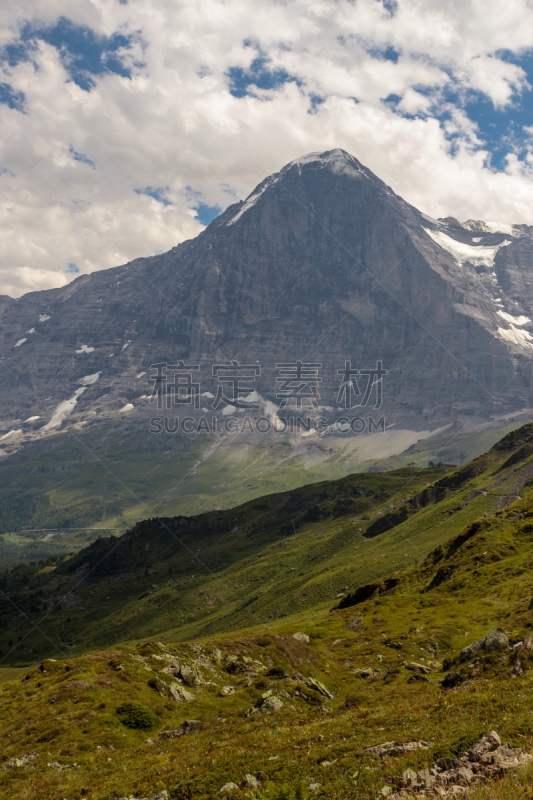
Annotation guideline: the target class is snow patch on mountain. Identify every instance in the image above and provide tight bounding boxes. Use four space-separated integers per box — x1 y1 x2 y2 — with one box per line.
498 325 533 350
227 150 364 226
1 429 21 440
497 310 530 326
424 228 511 268
77 372 101 386
14 338 27 347
226 172 283 226
43 387 87 431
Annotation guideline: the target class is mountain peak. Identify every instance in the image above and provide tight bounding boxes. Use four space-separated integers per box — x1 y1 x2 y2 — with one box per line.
226 148 368 226
288 147 355 167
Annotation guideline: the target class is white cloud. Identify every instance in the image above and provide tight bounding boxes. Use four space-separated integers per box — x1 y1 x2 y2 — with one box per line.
0 0 533 296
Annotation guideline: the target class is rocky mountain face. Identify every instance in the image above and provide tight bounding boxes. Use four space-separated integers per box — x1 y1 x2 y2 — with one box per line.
1 148 533 451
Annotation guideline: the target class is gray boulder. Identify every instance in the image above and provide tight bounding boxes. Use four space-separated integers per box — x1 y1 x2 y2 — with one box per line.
484 629 509 652
468 731 501 761
345 616 363 632
459 638 485 663
219 783 240 793
459 629 509 663
241 774 259 789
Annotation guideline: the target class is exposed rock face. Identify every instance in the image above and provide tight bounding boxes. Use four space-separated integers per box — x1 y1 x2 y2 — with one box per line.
386 731 532 798
2 149 533 447
459 628 510 663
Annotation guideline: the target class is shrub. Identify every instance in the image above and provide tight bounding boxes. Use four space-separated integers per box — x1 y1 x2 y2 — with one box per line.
116 701 158 729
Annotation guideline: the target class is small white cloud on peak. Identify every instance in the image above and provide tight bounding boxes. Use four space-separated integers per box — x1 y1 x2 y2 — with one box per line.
462 220 515 235
290 148 353 165
485 221 514 235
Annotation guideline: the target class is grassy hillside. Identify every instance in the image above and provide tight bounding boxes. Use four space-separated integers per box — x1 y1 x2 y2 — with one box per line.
2 424 533 798
3 423 533 665
0 413 527 568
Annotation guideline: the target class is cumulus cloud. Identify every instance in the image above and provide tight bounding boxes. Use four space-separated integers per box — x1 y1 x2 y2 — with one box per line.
0 0 533 296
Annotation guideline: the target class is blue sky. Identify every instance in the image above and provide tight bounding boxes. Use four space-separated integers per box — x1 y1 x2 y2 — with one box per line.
0 0 533 296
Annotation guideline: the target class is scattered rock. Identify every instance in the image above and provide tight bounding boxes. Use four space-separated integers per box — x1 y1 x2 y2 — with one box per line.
158 720 205 739
364 741 429 758
292 632 310 643
468 730 501 761
403 661 431 675
387 731 531 799
218 686 235 697
407 674 429 683
353 667 376 678
2 753 37 769
309 783 321 793
247 690 284 715
459 629 509 663
241 774 259 789
181 719 205 735
383 640 403 651
219 783 240 794
441 671 464 689
346 616 363 632
169 682 195 703
484 629 509 653
304 677 334 699
179 662 202 687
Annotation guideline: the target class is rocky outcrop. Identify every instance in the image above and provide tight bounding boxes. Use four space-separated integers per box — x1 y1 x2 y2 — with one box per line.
458 628 509 663
383 731 532 798
365 741 429 758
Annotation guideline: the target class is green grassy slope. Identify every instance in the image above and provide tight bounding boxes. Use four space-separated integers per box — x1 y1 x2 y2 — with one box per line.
1 422 533 670
0 414 527 568
2 426 533 798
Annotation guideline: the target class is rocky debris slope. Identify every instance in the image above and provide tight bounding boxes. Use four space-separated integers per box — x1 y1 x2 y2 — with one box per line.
381 731 531 798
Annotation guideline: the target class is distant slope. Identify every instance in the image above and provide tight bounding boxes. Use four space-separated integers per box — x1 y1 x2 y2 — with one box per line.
0 412 527 568
2 421 533 666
